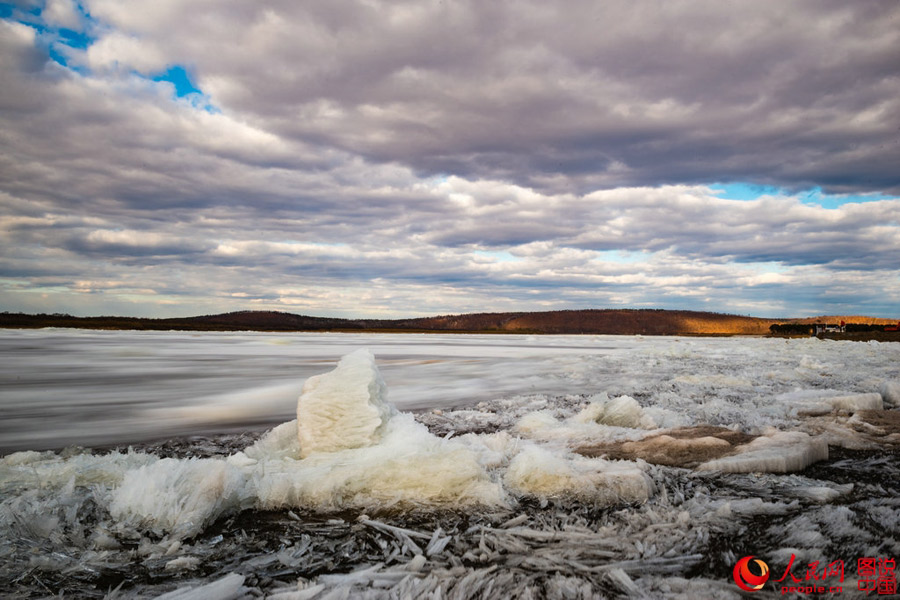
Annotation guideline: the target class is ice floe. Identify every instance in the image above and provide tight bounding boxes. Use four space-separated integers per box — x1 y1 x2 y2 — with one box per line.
696 431 829 474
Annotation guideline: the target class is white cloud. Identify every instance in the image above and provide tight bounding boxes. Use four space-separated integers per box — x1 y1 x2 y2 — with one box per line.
43 0 82 30
86 32 167 74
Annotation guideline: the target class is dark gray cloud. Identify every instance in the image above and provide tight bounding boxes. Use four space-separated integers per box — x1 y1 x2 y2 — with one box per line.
75 0 900 194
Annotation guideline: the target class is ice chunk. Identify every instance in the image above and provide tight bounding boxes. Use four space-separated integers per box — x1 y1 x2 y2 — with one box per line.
239 419 301 462
515 410 560 435
296 348 395 458
153 573 248 600
0 448 155 491
504 444 652 505
786 485 852 503
574 394 653 428
880 381 900 407
696 431 828 474
789 390 884 416
827 393 883 412
0 450 55 466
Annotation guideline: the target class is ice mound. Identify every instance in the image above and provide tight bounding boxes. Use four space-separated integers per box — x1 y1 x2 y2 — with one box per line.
515 410 561 435
697 431 828 474
96 351 511 536
245 414 505 510
504 444 652 505
96 349 668 537
297 348 395 457
573 393 655 428
513 394 657 447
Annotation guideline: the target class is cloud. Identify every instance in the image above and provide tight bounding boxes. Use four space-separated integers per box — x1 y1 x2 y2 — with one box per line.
42 0 82 30
67 0 900 195
1 3 899 319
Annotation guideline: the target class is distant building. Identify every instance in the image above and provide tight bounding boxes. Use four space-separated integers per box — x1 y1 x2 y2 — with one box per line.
814 321 845 335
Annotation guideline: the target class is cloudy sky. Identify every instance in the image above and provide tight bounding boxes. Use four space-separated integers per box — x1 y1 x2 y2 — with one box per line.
1 0 899 319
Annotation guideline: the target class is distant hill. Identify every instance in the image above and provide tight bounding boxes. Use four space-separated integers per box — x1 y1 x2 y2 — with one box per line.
2 309 897 336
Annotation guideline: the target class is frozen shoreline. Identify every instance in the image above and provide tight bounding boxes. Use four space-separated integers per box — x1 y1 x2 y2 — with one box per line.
2 332 899 597
3 436 898 599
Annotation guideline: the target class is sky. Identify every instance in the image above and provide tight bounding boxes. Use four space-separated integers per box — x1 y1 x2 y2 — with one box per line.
0 0 899 319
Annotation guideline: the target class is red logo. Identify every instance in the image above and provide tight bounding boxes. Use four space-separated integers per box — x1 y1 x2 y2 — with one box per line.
734 556 770 591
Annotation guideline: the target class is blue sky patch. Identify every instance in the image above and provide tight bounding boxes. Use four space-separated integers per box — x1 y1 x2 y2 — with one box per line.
151 65 219 112
152 65 203 98
3 2 97 69
713 182 897 207
712 182 784 201
797 187 897 209
473 250 519 263
58 27 92 49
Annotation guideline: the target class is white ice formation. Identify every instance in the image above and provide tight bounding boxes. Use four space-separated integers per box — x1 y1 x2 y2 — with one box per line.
504 444 652 504
7 344 876 546
696 431 829 474
95 350 665 538
823 392 882 413
110 457 249 538
573 393 656 429
296 349 394 457
4 336 899 599
881 380 900 407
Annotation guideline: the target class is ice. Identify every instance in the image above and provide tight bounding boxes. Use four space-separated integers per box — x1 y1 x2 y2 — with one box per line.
514 410 561 435
514 402 653 448
881 380 900 407
152 573 248 600
0 447 156 492
248 413 504 510
573 393 655 428
109 457 250 538
697 431 828 473
296 348 395 457
2 333 900 597
504 444 652 505
826 392 883 412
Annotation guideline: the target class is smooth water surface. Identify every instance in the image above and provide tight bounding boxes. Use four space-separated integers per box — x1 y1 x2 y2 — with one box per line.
0 329 631 452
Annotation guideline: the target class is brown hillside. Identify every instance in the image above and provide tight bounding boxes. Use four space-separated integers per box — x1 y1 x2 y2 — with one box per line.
789 315 897 325
2 309 896 336
390 309 782 335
